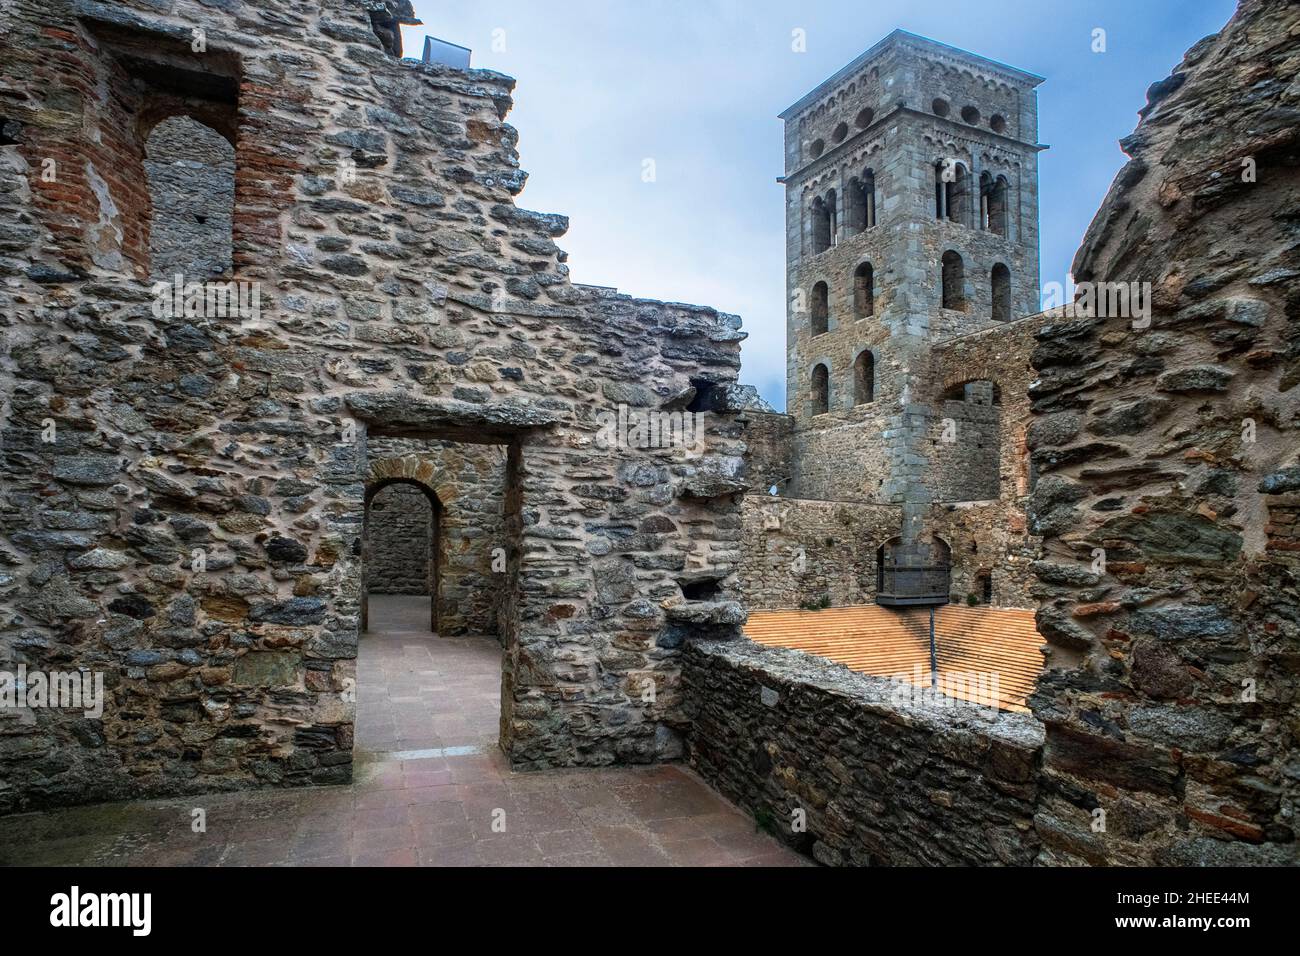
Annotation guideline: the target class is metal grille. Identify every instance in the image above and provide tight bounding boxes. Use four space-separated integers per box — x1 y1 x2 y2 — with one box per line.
876 563 950 607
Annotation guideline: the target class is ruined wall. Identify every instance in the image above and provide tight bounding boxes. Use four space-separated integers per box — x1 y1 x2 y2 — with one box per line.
739 408 793 494
0 0 748 813
738 496 902 609
1027 0 1299 864
925 502 1037 608
683 639 1043 865
924 312 1046 607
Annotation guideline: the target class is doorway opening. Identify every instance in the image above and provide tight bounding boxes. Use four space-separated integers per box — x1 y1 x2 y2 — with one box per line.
363 478 441 634
356 435 516 763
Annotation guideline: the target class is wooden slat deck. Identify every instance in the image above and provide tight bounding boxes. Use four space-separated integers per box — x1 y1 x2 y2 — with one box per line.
744 604 1044 713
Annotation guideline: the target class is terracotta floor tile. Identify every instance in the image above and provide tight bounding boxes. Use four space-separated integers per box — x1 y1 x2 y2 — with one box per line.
12 596 807 869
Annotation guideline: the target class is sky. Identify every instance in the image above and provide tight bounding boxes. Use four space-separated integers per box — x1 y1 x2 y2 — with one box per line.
402 0 1238 410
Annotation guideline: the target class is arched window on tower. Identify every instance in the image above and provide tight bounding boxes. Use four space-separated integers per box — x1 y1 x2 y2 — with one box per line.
846 177 862 234
945 162 970 226
979 172 992 231
853 262 874 318
941 250 966 311
981 172 1009 237
825 188 838 247
809 363 830 416
854 351 875 404
991 263 1011 321
850 168 876 231
811 196 831 254
846 176 869 235
863 169 876 228
810 281 829 336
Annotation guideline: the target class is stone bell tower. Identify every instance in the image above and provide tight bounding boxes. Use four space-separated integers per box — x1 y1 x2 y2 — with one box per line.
778 30 1044 566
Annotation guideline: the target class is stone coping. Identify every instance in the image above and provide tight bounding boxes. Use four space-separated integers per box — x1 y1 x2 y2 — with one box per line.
688 638 1044 750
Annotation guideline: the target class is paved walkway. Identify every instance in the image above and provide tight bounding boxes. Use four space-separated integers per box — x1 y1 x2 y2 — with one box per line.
1 596 805 867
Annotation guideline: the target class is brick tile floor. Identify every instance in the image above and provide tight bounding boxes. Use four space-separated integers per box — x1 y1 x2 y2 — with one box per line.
0 596 808 867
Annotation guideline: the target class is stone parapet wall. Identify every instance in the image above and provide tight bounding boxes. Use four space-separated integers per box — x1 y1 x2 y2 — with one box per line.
682 639 1043 865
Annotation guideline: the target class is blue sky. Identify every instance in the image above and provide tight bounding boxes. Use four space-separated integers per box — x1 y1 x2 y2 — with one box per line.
403 1 1237 410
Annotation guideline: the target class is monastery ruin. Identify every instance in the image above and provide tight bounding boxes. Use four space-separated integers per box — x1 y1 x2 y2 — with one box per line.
0 0 1295 868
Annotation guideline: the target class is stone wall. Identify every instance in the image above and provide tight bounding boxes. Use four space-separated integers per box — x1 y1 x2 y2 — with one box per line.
929 397 1000 501
143 115 235 282
367 483 431 595
0 0 749 812
925 502 1037 608
924 312 1048 607
738 496 902 609
738 408 793 494
682 639 1043 865
789 411 895 502
1027 0 1299 864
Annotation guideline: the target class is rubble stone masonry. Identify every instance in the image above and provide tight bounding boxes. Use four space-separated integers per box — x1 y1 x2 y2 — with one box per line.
365 435 506 636
684 639 1043 865
1027 0 1299 864
0 0 751 812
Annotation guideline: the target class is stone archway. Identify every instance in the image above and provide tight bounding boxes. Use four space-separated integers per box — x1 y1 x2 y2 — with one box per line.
362 456 459 634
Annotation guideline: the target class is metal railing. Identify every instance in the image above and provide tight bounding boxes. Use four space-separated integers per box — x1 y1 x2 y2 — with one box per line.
876 564 951 607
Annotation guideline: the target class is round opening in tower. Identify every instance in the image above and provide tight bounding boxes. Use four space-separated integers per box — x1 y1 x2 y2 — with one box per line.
855 107 874 129
831 121 848 143
961 105 981 125
931 97 950 117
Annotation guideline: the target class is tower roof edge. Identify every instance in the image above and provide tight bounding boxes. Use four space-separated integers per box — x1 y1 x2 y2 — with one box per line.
778 29 1044 122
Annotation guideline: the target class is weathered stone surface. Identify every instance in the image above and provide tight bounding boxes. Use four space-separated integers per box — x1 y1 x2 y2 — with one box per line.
1028 0 1300 865
1156 365 1234 393
1028 476 1088 538
1087 399 1173 437
683 640 1043 866
232 651 302 688
345 391 566 433
1129 640 1194 700
0 0 748 811
1094 512 1241 565
1259 467 1300 495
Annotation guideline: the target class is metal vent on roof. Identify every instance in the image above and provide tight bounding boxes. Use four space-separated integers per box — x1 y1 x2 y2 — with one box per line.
423 36 472 69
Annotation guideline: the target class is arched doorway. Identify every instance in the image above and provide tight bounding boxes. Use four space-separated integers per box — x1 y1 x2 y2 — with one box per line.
362 477 441 634
875 535 952 606
352 439 517 770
